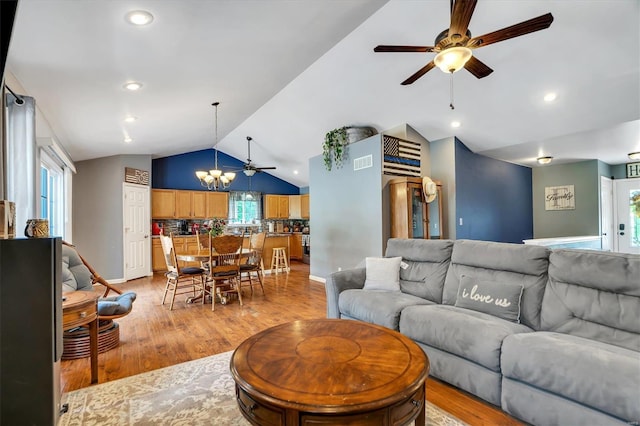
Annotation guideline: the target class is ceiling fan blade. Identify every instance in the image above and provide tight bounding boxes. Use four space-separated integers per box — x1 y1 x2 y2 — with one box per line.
257 167 276 170
401 61 436 85
374 45 435 53
468 13 554 48
464 56 493 79
449 0 477 39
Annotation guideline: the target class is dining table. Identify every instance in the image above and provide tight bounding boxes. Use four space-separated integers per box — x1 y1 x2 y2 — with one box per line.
175 248 252 304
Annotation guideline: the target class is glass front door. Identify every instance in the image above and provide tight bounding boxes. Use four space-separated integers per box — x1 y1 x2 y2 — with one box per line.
615 178 640 254
411 186 425 239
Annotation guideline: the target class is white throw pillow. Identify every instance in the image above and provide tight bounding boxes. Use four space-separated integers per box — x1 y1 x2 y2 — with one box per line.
363 257 402 292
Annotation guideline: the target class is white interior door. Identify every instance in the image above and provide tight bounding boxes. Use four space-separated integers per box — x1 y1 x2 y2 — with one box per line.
600 176 613 251
123 183 151 280
614 178 640 254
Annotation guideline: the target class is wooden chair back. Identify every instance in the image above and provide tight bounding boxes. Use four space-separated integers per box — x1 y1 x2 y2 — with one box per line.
210 235 243 277
159 234 180 275
247 232 266 266
197 232 210 251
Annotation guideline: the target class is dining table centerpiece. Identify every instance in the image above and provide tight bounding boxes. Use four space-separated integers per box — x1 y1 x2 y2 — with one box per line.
208 219 226 237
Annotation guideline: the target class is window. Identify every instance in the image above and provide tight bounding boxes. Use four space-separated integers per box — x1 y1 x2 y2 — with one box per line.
228 191 262 224
40 151 64 238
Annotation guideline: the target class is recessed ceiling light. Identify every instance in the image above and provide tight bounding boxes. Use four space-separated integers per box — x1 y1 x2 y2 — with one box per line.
124 137 133 143
125 10 154 26
123 81 143 91
124 116 138 123
293 170 299 175
629 152 640 161
543 92 557 102
537 156 553 165
451 121 461 128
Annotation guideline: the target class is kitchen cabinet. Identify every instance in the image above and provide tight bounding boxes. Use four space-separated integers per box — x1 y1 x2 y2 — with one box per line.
289 195 301 219
206 192 229 218
290 233 303 260
301 194 310 219
389 177 443 239
175 191 192 218
264 195 290 219
175 191 207 218
153 190 212 219
152 189 176 218
153 236 201 271
152 238 166 272
192 192 207 218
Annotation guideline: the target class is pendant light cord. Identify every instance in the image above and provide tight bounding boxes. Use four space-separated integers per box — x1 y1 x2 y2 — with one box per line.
213 101 219 169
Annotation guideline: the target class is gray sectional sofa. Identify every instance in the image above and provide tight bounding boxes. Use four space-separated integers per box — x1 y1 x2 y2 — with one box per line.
325 238 640 426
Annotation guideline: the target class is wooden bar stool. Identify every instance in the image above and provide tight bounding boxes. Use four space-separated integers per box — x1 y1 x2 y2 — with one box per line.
270 247 289 274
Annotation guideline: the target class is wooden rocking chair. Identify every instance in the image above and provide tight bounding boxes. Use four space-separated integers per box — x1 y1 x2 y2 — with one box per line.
61 241 137 358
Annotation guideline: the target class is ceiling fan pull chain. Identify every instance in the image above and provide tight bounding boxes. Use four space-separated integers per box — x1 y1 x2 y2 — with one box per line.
449 72 455 110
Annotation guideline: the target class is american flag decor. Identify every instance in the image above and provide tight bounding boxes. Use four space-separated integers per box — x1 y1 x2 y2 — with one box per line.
383 135 421 177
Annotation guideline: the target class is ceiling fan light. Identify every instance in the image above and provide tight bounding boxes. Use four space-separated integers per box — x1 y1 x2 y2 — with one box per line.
628 152 640 161
537 156 553 165
244 169 256 177
210 169 222 178
434 47 472 73
224 172 236 181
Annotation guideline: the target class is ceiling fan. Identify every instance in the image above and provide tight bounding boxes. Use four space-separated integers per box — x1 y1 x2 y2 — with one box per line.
239 136 276 177
374 0 553 85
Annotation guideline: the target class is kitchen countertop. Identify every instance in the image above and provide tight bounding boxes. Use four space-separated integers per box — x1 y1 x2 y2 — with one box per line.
152 232 309 238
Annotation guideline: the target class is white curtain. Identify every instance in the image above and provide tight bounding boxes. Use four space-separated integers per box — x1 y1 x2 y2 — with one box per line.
228 191 262 224
5 93 37 234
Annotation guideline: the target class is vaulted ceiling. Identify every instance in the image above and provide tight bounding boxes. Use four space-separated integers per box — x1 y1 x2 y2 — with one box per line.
6 0 639 187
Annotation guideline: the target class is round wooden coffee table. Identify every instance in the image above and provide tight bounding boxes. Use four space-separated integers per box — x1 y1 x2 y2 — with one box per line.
230 319 429 425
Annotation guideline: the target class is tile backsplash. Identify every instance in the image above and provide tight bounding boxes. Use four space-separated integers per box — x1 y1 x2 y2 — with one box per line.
152 218 309 236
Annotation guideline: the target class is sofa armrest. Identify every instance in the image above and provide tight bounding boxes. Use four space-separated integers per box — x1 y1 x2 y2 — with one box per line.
325 267 366 318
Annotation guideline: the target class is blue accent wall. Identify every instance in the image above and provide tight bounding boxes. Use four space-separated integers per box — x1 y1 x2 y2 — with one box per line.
455 138 533 243
152 149 299 194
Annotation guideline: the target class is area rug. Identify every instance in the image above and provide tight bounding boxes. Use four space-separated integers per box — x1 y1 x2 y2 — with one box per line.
60 351 467 426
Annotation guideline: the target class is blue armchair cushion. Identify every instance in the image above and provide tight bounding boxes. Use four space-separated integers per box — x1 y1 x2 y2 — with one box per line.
98 292 137 316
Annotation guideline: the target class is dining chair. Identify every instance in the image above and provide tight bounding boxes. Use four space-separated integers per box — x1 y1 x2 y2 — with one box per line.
197 231 210 251
240 231 266 294
208 234 244 311
159 233 206 310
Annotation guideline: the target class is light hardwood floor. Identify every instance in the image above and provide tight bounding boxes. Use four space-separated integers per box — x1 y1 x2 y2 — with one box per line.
61 260 522 426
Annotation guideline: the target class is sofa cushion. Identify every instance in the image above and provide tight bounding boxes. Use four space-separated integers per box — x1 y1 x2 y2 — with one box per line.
502 332 640 422
542 249 640 351
385 238 454 303
443 240 550 330
339 289 432 330
400 304 532 372
363 257 401 291
454 275 523 323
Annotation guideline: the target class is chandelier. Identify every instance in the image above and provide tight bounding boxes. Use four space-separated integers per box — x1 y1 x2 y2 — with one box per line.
195 102 236 191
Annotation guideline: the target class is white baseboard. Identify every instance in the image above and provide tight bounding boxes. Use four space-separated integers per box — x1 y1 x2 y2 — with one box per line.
309 275 325 284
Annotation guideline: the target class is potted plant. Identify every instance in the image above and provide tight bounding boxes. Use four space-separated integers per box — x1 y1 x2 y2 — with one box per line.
323 126 348 171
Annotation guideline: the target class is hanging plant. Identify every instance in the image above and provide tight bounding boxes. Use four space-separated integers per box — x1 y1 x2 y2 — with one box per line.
323 126 348 171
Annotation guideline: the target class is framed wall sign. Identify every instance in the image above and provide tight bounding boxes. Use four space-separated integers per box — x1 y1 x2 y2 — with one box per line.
626 162 640 178
124 167 150 185
545 185 575 211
